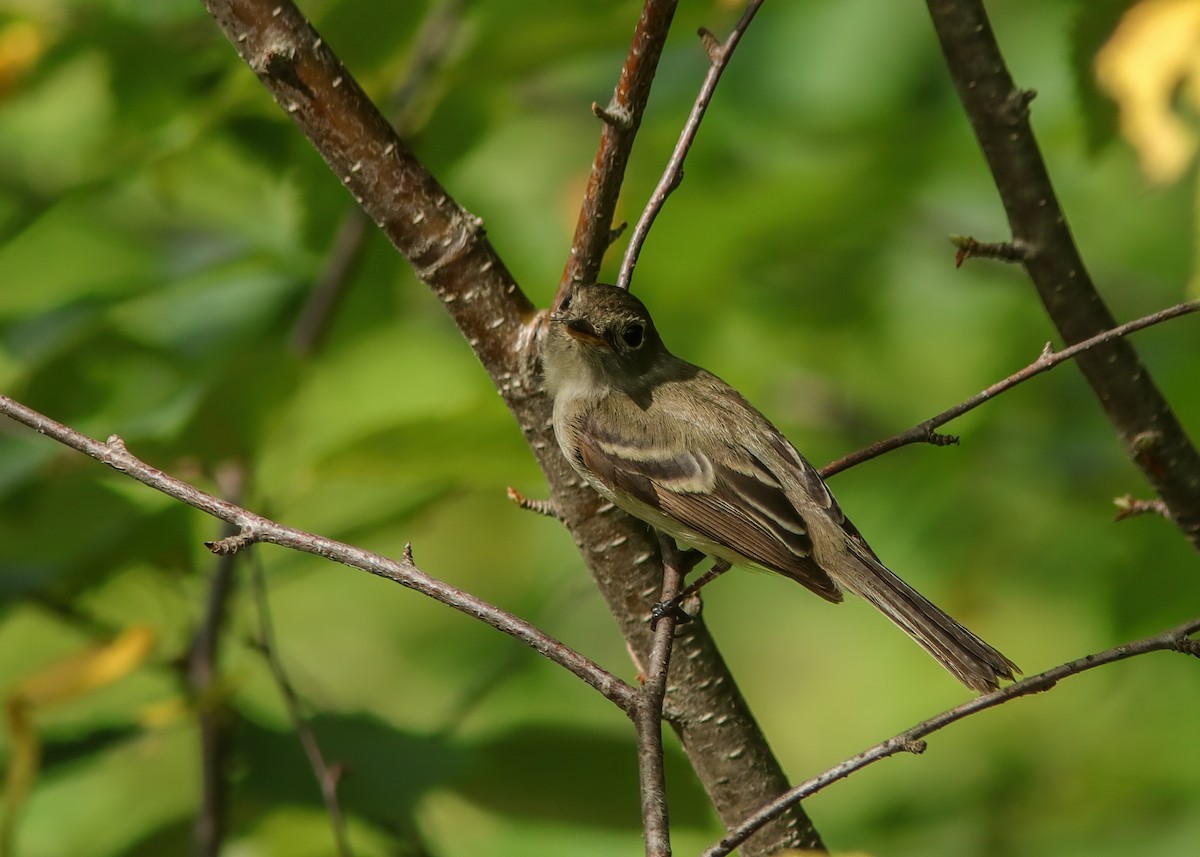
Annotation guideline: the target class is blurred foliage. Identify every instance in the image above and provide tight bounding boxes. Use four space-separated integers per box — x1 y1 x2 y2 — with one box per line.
0 0 1198 855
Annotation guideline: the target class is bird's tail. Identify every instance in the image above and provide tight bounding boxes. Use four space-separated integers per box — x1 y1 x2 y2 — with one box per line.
838 538 1019 693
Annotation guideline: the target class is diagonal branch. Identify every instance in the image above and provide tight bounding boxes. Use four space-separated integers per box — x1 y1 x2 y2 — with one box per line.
634 544 732 857
187 463 246 857
251 565 354 857
823 299 1200 477
0 394 635 712
705 614 1200 857
926 0 1200 550
633 536 694 857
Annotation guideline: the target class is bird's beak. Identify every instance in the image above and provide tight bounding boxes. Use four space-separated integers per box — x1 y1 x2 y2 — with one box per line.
564 318 607 346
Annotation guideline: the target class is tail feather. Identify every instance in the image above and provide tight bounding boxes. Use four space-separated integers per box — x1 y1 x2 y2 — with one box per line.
837 539 1018 693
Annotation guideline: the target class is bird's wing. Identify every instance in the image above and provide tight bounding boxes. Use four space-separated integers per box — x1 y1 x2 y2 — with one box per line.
575 404 842 602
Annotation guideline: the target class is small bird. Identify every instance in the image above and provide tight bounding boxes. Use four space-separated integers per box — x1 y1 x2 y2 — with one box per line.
540 283 1018 692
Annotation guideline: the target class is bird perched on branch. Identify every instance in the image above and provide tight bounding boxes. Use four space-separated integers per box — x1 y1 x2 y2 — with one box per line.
541 283 1017 693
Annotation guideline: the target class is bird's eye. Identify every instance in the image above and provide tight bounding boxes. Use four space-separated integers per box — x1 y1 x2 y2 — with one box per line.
621 322 645 349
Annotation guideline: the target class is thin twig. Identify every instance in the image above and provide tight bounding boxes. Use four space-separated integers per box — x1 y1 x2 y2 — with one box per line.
187 463 246 857
950 234 1028 267
822 299 1200 478
704 614 1200 857
385 0 466 121
617 0 765 291
0 395 637 713
291 212 370 355
1113 494 1171 522
251 564 354 857
635 536 690 857
558 0 679 299
506 486 562 520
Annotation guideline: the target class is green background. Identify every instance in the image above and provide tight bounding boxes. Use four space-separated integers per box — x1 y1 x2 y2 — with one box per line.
1 0 1197 854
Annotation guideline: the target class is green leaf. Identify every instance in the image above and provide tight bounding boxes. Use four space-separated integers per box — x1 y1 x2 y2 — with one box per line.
0 198 155 318
455 723 711 830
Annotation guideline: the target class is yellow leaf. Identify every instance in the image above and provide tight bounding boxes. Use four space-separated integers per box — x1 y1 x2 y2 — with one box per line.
9 625 156 711
1 703 38 855
0 19 46 98
1096 0 1200 184
3 627 156 855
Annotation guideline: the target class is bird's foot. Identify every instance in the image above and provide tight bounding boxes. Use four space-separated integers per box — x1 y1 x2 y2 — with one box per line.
649 596 695 631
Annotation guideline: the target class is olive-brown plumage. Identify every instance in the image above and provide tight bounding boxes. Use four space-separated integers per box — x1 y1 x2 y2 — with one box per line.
541 283 1017 692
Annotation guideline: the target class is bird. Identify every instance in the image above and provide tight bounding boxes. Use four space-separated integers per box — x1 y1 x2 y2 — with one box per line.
540 282 1018 692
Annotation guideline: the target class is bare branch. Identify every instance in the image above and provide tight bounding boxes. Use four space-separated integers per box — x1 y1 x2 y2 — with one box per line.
617 0 765 291
290 212 370 356
705 615 1200 857
822 299 1200 478
592 101 634 130
634 536 691 857
950 234 1029 267
926 0 1200 551
506 486 562 520
188 463 245 857
1113 494 1171 522
559 0 680 297
251 565 354 857
0 394 636 713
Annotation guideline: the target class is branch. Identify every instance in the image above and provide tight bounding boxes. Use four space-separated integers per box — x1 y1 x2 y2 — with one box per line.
926 0 1200 551
950 234 1028 267
290 212 369 356
1113 494 1171 522
251 565 353 857
705 615 1200 857
822 299 1200 478
187 463 246 857
634 536 692 857
617 0 765 291
506 486 562 520
0 394 635 713
559 0 679 296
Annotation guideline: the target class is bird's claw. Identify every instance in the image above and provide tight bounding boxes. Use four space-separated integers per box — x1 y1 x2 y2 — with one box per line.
650 598 694 631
